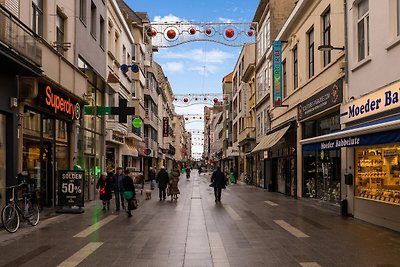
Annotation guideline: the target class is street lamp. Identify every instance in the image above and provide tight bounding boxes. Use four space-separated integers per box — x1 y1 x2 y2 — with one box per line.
317 44 345 51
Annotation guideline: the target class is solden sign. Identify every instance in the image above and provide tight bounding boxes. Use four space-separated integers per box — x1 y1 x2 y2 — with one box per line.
341 80 400 124
39 84 81 121
58 170 85 207
298 78 343 121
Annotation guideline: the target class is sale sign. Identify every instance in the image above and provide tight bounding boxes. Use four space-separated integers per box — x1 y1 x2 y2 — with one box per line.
58 170 85 207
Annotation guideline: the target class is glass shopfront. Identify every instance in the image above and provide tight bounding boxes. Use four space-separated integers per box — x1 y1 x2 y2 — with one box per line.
0 114 6 208
355 144 400 205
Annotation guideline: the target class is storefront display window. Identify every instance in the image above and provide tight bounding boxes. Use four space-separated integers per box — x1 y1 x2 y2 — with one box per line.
0 114 6 208
303 150 341 204
356 144 400 205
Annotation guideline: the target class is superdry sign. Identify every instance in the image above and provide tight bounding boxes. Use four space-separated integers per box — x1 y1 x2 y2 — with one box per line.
39 85 81 120
340 80 400 124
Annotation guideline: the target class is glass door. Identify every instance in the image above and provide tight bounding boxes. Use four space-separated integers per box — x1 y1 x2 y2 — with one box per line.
0 114 6 208
84 156 95 201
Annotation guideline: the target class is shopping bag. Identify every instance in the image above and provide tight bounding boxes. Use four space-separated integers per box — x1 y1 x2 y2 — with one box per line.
99 187 106 195
124 191 134 200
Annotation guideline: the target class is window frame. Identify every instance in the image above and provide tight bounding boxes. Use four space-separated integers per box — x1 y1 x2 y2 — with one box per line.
79 0 87 25
293 46 298 90
32 0 43 36
282 59 287 99
357 0 369 61
308 27 315 78
56 11 66 55
90 1 97 38
99 15 105 49
322 8 331 66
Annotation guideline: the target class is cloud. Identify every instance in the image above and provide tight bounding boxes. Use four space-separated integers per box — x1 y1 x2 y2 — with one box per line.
158 49 234 64
153 14 184 22
162 62 184 73
218 17 233 23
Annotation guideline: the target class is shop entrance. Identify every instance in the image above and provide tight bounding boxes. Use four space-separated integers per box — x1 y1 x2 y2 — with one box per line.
84 156 96 201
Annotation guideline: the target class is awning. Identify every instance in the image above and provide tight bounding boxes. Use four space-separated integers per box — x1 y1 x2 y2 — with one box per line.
121 143 138 157
251 125 290 153
301 115 400 151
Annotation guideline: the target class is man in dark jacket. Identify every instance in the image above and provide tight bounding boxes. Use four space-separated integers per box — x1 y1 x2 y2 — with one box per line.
112 167 125 211
122 169 135 217
211 166 226 203
149 167 156 190
156 166 169 201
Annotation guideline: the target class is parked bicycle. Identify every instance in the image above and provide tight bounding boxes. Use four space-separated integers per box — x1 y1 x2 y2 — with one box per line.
1 183 40 233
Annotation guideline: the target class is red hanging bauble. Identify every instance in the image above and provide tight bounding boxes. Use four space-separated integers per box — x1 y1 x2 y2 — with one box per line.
247 30 254 37
167 29 177 40
183 97 189 103
205 28 212 35
189 27 196 35
195 98 198 101
225 28 235 38
213 97 219 103
203 97 208 101
147 28 157 37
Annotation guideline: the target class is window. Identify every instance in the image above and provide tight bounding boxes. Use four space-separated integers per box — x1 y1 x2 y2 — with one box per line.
132 45 136 61
293 46 298 89
90 1 97 37
264 66 269 93
398 0 400 35
79 0 86 23
122 45 126 64
32 0 43 36
265 18 270 49
322 8 331 66
357 0 369 61
308 27 314 78
56 12 65 55
282 60 287 99
100 16 105 48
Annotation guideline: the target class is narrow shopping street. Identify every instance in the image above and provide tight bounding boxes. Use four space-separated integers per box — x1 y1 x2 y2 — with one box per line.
0 172 399 267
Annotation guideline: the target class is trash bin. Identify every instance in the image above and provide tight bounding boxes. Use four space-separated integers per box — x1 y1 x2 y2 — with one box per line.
341 199 348 216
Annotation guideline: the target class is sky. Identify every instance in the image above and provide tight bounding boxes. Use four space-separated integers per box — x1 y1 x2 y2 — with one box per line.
125 0 260 157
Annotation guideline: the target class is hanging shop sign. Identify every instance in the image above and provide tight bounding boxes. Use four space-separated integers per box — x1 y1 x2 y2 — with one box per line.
58 170 85 207
273 41 282 107
39 84 82 120
298 78 343 121
163 117 169 137
340 80 400 124
302 129 400 151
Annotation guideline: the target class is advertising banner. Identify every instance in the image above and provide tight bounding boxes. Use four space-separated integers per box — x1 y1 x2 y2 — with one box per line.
58 170 84 207
163 117 169 137
273 41 282 107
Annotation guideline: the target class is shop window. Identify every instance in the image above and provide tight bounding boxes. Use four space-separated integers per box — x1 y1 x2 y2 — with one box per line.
355 145 400 205
56 120 67 142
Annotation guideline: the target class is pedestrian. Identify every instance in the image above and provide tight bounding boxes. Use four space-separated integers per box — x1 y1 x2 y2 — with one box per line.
122 169 135 217
169 166 181 201
229 168 236 184
112 167 125 211
211 166 227 203
96 172 112 211
185 166 191 180
156 166 169 201
149 167 156 190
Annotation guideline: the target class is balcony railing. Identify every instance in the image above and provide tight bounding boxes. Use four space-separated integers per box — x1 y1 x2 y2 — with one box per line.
144 108 158 124
0 5 42 66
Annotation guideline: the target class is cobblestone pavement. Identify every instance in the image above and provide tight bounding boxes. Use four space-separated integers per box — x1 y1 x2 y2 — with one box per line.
0 172 400 267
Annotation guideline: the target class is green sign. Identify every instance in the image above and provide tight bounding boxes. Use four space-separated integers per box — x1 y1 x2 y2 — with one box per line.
132 117 143 128
84 106 112 115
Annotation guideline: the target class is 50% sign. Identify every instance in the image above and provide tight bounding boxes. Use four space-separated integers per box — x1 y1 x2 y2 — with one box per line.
58 171 85 207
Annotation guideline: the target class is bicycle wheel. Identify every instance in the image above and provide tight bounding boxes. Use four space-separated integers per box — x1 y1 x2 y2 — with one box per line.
1 204 20 233
26 200 40 226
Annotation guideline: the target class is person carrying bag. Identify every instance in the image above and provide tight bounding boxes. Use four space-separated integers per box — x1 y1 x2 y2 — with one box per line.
96 172 112 211
122 169 136 217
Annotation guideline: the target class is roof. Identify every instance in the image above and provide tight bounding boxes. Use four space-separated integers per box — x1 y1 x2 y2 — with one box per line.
116 0 145 25
252 0 268 23
222 72 233 83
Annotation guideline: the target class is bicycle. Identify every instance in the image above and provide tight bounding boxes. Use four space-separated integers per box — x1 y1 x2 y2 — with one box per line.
1 183 40 233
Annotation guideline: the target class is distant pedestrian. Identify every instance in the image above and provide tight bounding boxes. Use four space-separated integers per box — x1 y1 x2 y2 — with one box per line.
229 168 236 184
156 166 169 201
211 166 227 203
96 172 112 211
185 166 191 179
112 167 125 211
122 169 136 217
149 167 156 190
169 167 181 201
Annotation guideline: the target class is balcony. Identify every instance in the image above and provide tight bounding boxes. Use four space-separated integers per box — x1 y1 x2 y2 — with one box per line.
239 126 256 145
144 107 158 129
0 5 42 66
144 137 158 152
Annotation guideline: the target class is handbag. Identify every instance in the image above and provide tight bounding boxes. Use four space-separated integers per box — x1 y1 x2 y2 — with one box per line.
124 191 134 200
99 187 106 195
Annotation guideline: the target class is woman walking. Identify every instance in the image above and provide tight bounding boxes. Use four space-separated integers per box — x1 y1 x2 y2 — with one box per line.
169 167 181 201
96 172 112 211
122 169 136 217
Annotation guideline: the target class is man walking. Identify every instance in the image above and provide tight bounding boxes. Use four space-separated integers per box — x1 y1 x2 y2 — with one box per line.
112 167 125 211
149 167 156 190
156 166 169 201
211 166 227 203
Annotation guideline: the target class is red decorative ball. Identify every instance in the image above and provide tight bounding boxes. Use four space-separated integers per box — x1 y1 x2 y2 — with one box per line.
195 98 198 101
205 28 212 35
247 30 254 37
183 97 189 103
204 97 208 101
167 29 177 39
189 27 196 35
213 98 218 103
147 28 157 37
225 28 235 38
